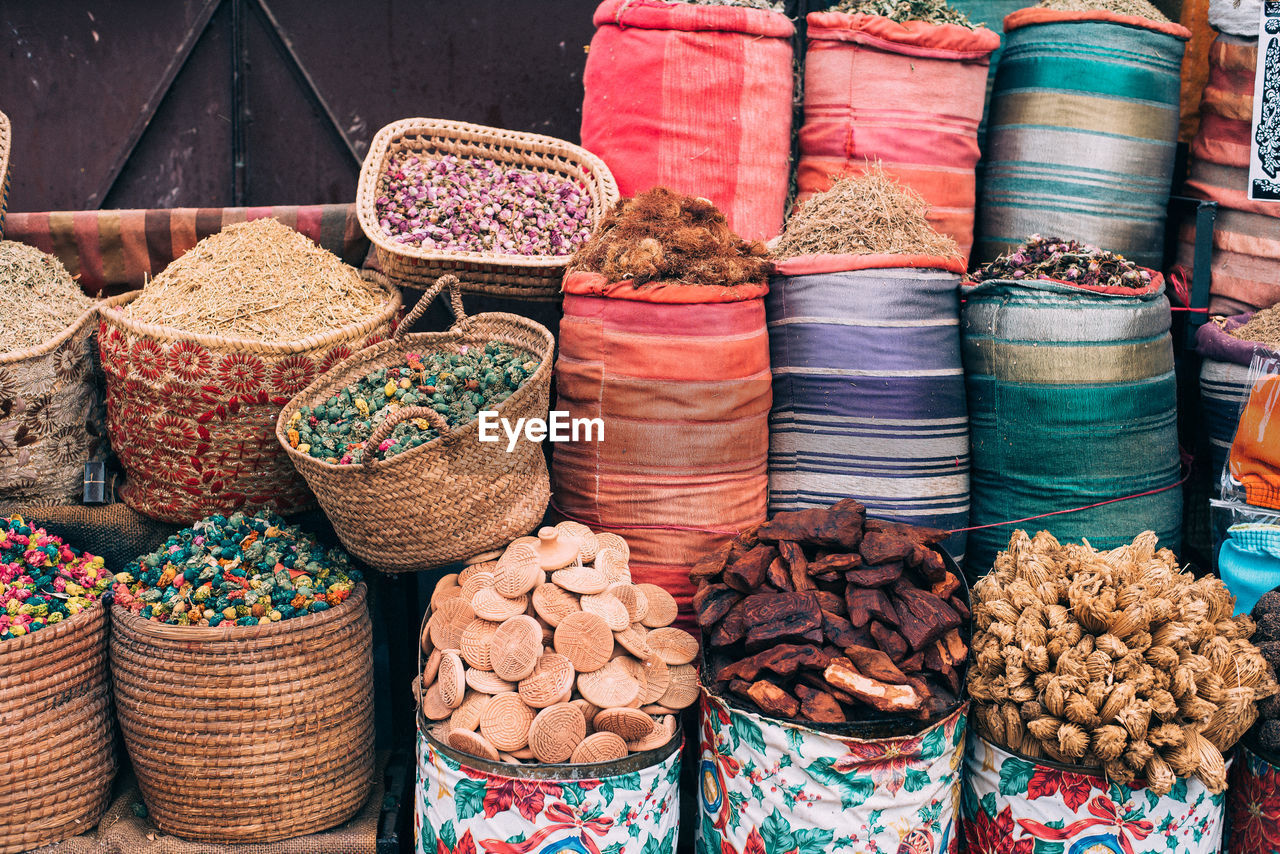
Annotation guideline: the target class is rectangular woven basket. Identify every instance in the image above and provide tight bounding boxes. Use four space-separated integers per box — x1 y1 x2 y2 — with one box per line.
355 118 618 302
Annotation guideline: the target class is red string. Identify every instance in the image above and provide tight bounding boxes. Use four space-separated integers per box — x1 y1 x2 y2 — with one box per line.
1170 306 1211 313
547 496 740 536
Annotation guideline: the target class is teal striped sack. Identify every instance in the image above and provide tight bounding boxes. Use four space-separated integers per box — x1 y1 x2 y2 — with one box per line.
962 276 1182 573
976 10 1190 268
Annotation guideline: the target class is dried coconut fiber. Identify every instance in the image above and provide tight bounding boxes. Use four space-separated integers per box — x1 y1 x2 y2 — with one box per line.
768 170 971 557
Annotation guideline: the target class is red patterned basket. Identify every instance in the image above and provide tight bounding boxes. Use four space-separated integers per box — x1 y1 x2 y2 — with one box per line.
98 281 400 523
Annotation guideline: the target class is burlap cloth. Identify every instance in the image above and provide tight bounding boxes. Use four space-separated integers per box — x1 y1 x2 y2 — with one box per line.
30 753 388 854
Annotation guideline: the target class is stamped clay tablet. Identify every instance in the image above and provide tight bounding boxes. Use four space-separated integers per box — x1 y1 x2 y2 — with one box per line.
518 653 576 709
551 565 609 595
608 583 648 624
421 683 452 721
614 623 652 660
555 521 599 562
647 627 698 666
466 668 515 695
593 706 655 742
527 702 586 763
593 548 631 584
595 532 630 562
490 615 543 682
639 656 671 705
459 618 500 671
422 649 443 686
449 729 500 762
429 598 476 651
554 611 614 673
659 663 699 710
495 543 543 598
581 592 630 632
472 586 528 622
450 691 491 732
479 692 537 752
571 698 602 734
465 550 504 566
430 574 462 611
570 731 628 764
461 570 497 603
438 651 467 709
628 715 677 753
636 584 677 628
578 658 642 709
532 583 580 627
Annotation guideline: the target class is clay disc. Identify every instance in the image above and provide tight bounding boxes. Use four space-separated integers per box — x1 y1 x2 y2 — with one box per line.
495 543 543 598
459 561 497 582
490 615 543 682
554 611 615 673
518 652 576 709
532 583 580 627
449 728 500 762
429 721 453 743
498 752 523 765
422 649 443 686
421 683 452 721
628 716 676 752
636 584 677 628
464 550 504 566
595 532 630 562
508 746 536 760
639 656 671 705
641 704 677 715
533 527 582 571
570 731 628 764
438 651 467 709
608 583 649 624
648 627 699 665
460 570 497 602
466 668 516 695
659 663 699 709
527 703 586 763
552 565 609 595
593 548 631 584
593 706 655 741
472 586 529 622
578 658 642 709
571 698 602 734
429 599 476 651
555 521 600 562
460 618 501 671
581 592 630 632
450 691 491 732
479 692 537 752
614 623 653 660
430 574 462 611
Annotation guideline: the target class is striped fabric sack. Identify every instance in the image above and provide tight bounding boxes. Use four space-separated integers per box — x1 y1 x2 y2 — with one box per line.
1197 314 1279 482
580 0 794 241
766 254 970 559
945 0 1036 143
795 13 998 260
551 272 771 630
962 275 1182 573
1177 35 1280 315
976 9 1190 267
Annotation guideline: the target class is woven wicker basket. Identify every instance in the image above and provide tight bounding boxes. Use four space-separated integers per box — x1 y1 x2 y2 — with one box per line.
0 110 10 239
277 274 553 571
355 118 619 301
0 302 105 505
0 604 115 854
111 583 375 842
98 280 400 524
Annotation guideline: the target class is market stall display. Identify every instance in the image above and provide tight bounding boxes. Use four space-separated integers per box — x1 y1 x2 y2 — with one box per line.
357 118 618 300
0 241 102 505
279 273 554 571
99 219 400 524
1198 312 1280 491
110 510 374 842
0 516 114 854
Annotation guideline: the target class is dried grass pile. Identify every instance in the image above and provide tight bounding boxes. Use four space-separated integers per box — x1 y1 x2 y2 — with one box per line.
124 219 388 341
831 0 976 27
0 241 96 354
1230 305 1280 351
1036 0 1171 20
773 165 961 260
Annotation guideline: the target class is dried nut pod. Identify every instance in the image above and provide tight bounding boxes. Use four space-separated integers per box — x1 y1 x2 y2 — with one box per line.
990 622 1015 646
473 587 529 622
594 548 631 584
595 532 631 562
639 656 672 705
1003 703 1024 751
460 618 502 671
1091 725 1128 761
609 583 649 624
555 611 615 673
581 592 631 632
1046 637 1070 661
1084 651 1111 683
552 565 610 595
1145 645 1179 670
1027 716 1061 743
430 574 462 611
1024 646 1051 674
1099 683 1135 723
1057 722 1089 759
594 707 655 741
1010 684 1037 704
660 663 699 710
981 704 1007 746
467 668 517 695
423 649 443 686
1065 694 1100 728
1104 758 1136 786
495 543 543 598
578 658 642 708
451 691 492 732
422 683 453 721
532 583 580 627
1096 634 1127 659
1122 739 1154 772
490 615 544 682
439 652 467 709
519 653 577 709
480 692 538 752
648 627 699 666
985 600 1020 626
430 599 477 651
449 729 501 762
1144 753 1176 795
556 521 600 562
614 623 653 660
571 731 628 764
1085 681 1109 710
1149 689 1179 722
461 570 497 602
528 702 587 763
1020 700 1044 721
533 527 582 571
1044 678 1067 718
637 584 678 628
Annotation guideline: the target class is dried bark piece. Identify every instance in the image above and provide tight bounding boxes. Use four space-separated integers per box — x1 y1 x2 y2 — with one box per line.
863 518 948 546
843 644 909 684
809 552 864 575
822 610 865 649
710 599 749 648
694 583 742 629
724 544 777 593
815 590 845 615
747 679 800 718
732 523 763 551
893 587 961 651
846 586 898 628
728 678 754 701
930 571 961 600
755 499 865 550
845 562 904 588
795 683 846 724
900 651 925 673
859 532 915 566
690 542 733 585
812 570 842 584
870 621 910 662
911 544 949 584
718 644 832 681
948 595 971 622
777 540 809 588
743 592 823 647
798 670 857 705
766 557 793 591
824 659 923 712
940 629 968 666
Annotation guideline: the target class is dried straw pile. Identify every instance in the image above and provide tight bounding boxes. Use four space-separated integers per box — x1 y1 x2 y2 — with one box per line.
1230 305 1280 351
0 241 96 354
124 219 388 341
831 0 975 27
1036 0 1171 20
772 165 961 260
968 529 1277 793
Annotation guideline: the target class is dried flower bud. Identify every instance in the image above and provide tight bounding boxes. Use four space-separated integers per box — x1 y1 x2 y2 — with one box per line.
1044 678 1067 718
1104 757 1137 786
1122 738 1154 771
1085 650 1111 683
1025 645 1050 674
1091 725 1128 761
1099 683 1135 723
1149 689 1179 722
1144 753 1176 796
1148 723 1185 749
1172 666 1198 700
1066 693 1102 728
1020 700 1044 721
1027 716 1061 742
1145 645 1179 670
1058 722 1090 758
1003 703 1024 750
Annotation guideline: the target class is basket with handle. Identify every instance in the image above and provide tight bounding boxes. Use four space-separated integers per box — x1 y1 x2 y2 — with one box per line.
355 118 618 301
277 274 553 571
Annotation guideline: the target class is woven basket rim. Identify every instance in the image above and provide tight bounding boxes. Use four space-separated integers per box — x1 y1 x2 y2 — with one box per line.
356 117 619 270
111 581 367 641
0 110 8 189
275 311 555 472
0 600 103 658
98 279 401 355
0 300 100 366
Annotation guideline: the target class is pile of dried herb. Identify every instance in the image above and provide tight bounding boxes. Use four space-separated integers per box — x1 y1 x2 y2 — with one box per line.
0 241 96 355
831 0 976 27
968 235 1152 289
569 188 770 288
677 0 785 9
124 219 388 341
773 165 961 260
1230 305 1280 351
1036 0 1171 20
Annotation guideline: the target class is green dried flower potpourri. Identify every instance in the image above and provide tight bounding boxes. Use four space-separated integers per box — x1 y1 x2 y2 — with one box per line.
967 235 1153 290
287 342 536 465
111 510 360 627
831 0 976 27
